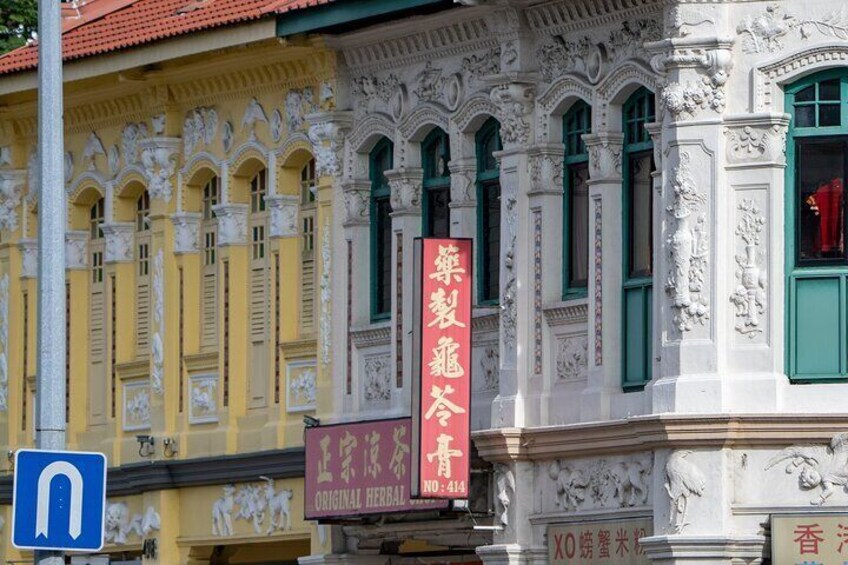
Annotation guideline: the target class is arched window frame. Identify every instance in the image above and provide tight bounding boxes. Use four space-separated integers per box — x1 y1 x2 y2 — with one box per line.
621 87 656 391
476 117 502 305
422 128 452 238
370 138 394 321
562 100 592 299
786 68 848 381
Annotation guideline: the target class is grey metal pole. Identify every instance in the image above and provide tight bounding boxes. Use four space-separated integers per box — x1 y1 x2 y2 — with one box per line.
35 0 66 563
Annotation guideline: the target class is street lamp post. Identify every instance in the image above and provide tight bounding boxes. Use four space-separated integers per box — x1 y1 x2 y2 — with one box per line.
35 0 67 564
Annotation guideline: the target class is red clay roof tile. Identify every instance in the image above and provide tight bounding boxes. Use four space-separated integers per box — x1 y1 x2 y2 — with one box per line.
0 0 331 76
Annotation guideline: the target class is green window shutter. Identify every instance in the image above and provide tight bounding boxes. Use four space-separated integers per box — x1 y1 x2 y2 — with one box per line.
370 138 394 322
562 100 592 300
621 87 656 391
786 70 848 382
476 117 502 305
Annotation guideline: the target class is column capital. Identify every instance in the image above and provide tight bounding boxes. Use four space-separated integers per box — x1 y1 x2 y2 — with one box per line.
341 180 370 227
307 111 353 178
527 144 565 196
386 167 423 216
212 203 248 246
101 222 135 264
171 212 202 255
266 194 299 239
584 132 624 182
449 159 477 208
488 77 537 149
140 137 180 204
65 230 89 270
18 238 37 279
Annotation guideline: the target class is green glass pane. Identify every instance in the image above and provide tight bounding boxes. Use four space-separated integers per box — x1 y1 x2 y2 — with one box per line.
820 79 841 101
796 84 816 102
794 277 842 376
795 105 816 128
820 104 841 127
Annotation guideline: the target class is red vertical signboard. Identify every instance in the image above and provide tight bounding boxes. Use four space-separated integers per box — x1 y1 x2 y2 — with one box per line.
412 238 472 499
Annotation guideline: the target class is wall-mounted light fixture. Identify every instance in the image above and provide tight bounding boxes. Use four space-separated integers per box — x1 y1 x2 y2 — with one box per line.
136 435 155 458
303 415 320 428
162 437 178 458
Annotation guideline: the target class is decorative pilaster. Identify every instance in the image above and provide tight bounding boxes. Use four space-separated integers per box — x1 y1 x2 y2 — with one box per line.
101 223 135 264
581 132 623 422
171 213 201 255
65 231 89 270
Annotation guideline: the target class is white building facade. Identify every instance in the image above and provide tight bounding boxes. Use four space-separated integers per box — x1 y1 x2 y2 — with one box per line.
304 0 848 563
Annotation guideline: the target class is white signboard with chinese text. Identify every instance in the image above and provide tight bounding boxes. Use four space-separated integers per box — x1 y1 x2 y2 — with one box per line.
772 513 848 564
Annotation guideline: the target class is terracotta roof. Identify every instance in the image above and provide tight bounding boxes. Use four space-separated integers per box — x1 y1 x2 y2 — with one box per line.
0 0 332 76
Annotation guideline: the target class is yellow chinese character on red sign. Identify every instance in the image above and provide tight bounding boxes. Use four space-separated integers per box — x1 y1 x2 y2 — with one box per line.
426 433 463 478
428 336 465 379
429 244 465 285
428 288 466 330
390 425 410 480
424 383 467 426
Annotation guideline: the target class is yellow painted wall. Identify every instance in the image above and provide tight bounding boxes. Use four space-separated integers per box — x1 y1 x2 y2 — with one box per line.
0 36 337 564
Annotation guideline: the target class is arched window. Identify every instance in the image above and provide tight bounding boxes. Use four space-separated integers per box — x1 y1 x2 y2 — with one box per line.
370 138 394 320
787 70 848 380
476 117 502 304
300 158 317 334
90 197 105 283
562 100 591 298
201 175 219 350
422 128 451 237
621 87 656 390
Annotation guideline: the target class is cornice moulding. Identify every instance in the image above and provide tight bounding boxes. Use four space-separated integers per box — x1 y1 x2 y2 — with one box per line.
472 414 848 462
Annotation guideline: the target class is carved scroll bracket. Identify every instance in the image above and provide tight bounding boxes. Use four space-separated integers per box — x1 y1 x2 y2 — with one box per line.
386 167 423 216
306 111 352 178
584 133 623 182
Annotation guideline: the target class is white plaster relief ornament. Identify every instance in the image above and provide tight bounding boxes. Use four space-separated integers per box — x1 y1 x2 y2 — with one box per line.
102 223 134 263
83 131 106 170
494 463 515 529
308 120 345 177
665 152 709 332
0 169 25 232
548 455 651 512
490 83 535 146
141 144 177 203
172 213 201 254
766 432 848 506
65 231 88 270
104 502 143 545
141 506 161 536
730 199 767 337
242 97 269 140
665 450 706 534
151 249 165 395
0 275 8 411
222 121 234 153
363 354 391 402
182 107 218 158
726 124 786 164
213 479 294 536
122 122 148 165
556 336 588 381
320 217 332 366
267 195 298 239
737 4 848 54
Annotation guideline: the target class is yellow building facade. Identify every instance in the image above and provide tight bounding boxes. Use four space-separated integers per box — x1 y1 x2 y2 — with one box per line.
0 19 339 564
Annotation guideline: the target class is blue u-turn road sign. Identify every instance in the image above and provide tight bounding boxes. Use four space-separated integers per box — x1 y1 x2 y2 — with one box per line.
11 449 107 551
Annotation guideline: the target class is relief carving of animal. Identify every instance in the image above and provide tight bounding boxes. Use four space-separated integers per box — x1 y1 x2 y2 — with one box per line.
212 484 235 537
549 460 588 511
766 432 848 505
608 456 652 507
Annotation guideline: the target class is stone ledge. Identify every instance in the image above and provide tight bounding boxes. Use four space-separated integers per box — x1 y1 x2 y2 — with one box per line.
472 414 848 462
0 446 304 504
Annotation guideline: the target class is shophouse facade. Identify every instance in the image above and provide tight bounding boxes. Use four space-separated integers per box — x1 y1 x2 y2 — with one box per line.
4 0 848 563
0 1 349 562
299 0 848 564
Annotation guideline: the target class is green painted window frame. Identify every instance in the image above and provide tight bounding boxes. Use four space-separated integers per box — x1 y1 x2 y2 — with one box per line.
422 127 452 238
370 137 394 322
785 69 848 382
476 117 503 305
562 100 592 300
621 87 656 391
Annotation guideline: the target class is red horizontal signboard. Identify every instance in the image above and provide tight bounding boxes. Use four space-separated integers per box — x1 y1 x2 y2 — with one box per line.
304 418 449 519
413 238 472 499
